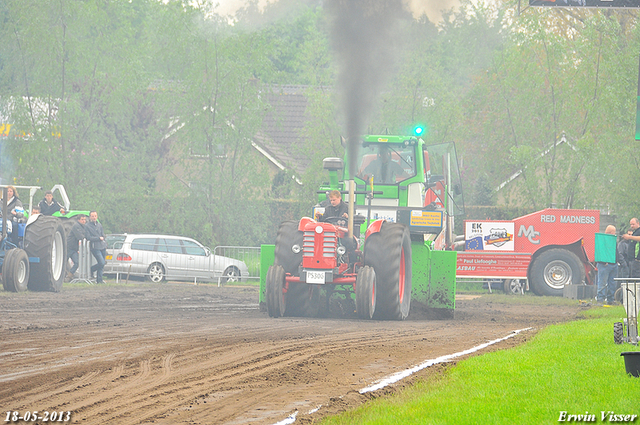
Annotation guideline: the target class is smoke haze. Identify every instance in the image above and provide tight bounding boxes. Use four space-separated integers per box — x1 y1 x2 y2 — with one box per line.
215 0 463 23
325 0 408 178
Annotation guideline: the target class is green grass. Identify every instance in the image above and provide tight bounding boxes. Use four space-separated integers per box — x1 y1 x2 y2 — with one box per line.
321 306 640 425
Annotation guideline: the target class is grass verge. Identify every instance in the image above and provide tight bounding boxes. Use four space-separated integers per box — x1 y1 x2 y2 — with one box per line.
321 306 640 424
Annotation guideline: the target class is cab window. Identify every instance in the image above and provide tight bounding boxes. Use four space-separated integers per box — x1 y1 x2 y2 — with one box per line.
357 144 416 184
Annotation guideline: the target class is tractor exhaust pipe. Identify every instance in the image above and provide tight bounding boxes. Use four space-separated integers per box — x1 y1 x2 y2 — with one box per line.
348 179 355 240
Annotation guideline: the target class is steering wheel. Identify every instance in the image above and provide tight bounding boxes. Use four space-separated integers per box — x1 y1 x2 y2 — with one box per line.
323 216 347 226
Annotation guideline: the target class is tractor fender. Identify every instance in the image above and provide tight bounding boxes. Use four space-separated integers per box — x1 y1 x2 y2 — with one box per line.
298 217 316 232
527 238 595 286
365 219 386 240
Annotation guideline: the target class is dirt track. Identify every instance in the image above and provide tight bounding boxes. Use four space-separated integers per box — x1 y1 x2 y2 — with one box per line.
0 282 585 424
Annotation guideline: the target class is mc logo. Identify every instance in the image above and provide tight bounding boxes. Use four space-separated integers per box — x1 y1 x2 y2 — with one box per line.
518 225 540 244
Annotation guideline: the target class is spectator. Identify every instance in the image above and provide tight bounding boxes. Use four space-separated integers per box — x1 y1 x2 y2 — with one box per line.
85 211 107 284
4 185 24 244
618 229 633 280
622 217 640 278
38 190 65 216
315 190 348 225
595 225 617 305
66 214 87 281
31 206 40 215
4 185 24 221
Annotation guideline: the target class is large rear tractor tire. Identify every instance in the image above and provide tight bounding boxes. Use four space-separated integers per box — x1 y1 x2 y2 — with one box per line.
274 220 308 316
24 216 67 292
364 222 412 320
266 265 286 318
355 265 376 319
529 249 584 297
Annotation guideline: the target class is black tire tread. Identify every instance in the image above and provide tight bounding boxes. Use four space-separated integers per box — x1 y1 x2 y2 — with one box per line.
274 221 303 275
273 221 310 316
24 216 67 292
364 222 412 320
356 265 376 319
7 249 30 292
266 265 285 317
2 248 17 292
614 322 624 345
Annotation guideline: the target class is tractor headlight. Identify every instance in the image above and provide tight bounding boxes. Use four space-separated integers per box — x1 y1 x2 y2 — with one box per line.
315 225 323 234
291 244 301 254
337 246 346 256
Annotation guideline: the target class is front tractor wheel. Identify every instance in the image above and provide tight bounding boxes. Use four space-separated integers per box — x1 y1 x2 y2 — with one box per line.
2 248 30 292
273 220 310 317
274 221 303 274
266 265 286 317
364 222 412 320
355 265 376 319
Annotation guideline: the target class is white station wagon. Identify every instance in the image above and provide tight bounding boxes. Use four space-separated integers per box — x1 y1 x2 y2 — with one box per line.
105 234 249 283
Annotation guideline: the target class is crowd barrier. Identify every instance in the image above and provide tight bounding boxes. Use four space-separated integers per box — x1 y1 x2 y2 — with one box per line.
69 240 94 284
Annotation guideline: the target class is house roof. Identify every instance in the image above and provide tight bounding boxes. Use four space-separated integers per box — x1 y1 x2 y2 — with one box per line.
253 85 312 179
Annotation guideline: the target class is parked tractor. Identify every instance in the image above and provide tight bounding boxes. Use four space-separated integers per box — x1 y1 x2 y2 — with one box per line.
0 185 86 292
264 135 463 320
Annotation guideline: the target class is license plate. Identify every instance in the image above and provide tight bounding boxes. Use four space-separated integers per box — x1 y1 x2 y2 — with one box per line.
306 271 325 284
105 255 112 260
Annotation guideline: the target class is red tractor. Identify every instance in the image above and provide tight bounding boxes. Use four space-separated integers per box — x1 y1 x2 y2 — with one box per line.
265 215 412 320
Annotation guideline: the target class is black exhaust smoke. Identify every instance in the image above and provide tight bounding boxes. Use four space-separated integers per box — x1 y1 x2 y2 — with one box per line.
325 0 406 179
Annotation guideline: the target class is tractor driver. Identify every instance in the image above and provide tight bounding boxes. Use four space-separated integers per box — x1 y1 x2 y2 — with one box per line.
363 146 406 184
315 190 348 226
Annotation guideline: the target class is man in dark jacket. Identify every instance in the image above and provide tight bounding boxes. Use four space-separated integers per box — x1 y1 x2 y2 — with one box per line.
623 218 640 278
85 211 107 283
66 214 87 280
38 191 65 216
618 229 633 279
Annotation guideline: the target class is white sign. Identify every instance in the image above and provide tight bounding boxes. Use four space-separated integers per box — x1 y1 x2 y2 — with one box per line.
465 221 515 251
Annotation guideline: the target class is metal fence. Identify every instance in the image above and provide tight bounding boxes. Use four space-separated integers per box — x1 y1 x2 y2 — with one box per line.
213 246 261 285
70 240 94 284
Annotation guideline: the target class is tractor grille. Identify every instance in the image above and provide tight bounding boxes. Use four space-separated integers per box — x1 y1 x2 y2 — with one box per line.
303 231 337 258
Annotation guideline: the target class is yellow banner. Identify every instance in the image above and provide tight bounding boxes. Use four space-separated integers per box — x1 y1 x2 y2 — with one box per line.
410 210 442 227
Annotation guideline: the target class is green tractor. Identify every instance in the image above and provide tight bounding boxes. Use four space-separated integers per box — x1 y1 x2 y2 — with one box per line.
262 135 463 319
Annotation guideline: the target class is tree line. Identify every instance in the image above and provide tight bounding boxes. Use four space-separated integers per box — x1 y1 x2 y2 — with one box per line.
0 0 638 246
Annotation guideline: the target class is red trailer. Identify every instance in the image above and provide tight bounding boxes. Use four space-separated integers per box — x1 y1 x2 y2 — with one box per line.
456 209 600 296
